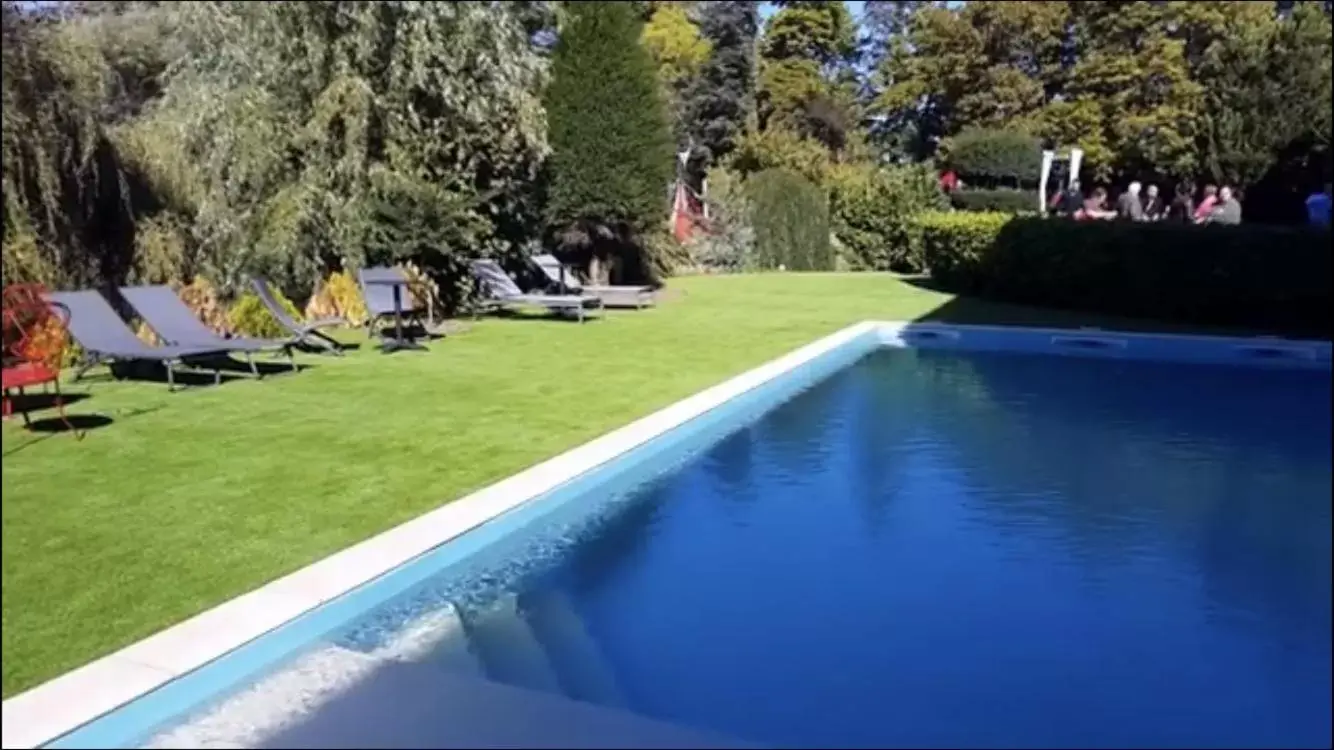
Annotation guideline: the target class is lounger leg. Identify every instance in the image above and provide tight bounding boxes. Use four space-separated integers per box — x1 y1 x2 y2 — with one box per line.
245 350 259 378
166 361 177 392
309 330 344 356
73 355 96 382
286 346 297 372
52 377 83 440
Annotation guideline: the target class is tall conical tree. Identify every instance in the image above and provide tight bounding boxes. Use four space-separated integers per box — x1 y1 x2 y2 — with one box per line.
545 0 674 285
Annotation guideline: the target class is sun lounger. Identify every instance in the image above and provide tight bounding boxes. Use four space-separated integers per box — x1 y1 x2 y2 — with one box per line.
532 254 655 309
119 285 295 376
251 276 346 355
470 259 603 323
45 290 229 390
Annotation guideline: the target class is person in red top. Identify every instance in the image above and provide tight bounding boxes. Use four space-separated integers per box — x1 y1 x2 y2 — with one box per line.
1193 184 1218 224
939 169 959 193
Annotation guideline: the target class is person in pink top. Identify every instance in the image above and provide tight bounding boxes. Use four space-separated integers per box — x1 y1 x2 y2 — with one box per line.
1194 184 1218 224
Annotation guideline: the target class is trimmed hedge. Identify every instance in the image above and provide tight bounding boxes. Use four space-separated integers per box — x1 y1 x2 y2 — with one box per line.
749 169 832 271
949 188 1041 214
918 212 1333 337
942 129 1042 186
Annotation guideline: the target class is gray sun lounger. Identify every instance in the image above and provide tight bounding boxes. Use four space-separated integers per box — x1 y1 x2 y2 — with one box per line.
532 254 655 309
250 276 346 355
470 259 604 322
45 290 230 391
358 267 427 334
120 285 295 377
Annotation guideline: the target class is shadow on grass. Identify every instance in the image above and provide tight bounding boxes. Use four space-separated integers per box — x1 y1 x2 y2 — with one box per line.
4 391 91 413
3 404 166 457
900 276 1283 338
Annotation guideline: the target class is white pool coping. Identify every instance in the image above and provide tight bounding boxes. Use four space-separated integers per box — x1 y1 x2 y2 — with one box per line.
5 319 1329 749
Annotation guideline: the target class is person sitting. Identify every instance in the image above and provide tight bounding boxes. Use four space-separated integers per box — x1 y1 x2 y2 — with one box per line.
1142 184 1165 221
1306 182 1331 228
1076 187 1116 221
1193 184 1218 224
1168 183 1195 223
1209 186 1242 225
1116 181 1146 221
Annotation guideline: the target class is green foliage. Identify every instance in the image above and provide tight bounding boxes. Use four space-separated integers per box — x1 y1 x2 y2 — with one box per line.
687 167 754 272
920 213 1333 336
917 210 1015 287
941 128 1042 186
683 1 759 167
226 285 300 339
827 163 947 272
758 1 860 159
1 0 139 290
731 125 834 185
126 2 549 297
544 1 675 284
748 168 832 271
949 189 1042 214
642 1 711 143
305 270 366 327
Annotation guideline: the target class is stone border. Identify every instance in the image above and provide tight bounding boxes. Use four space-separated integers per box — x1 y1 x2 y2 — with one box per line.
1 321 879 750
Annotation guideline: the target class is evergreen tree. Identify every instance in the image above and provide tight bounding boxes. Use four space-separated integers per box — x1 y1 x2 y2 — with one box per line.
544 0 674 285
682 1 759 167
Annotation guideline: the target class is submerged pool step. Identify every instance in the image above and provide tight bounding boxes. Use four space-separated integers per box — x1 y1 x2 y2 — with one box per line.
461 593 564 695
521 590 628 709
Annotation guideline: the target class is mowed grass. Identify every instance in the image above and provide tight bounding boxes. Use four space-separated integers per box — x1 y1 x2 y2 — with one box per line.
0 273 1238 697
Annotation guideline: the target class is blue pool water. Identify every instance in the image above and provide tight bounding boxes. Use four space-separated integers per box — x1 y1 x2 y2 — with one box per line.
163 345 1332 749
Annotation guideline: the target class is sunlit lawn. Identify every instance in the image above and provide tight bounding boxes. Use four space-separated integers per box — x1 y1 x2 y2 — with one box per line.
0 272 1243 697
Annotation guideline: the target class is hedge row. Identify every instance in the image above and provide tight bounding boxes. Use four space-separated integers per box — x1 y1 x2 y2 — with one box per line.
750 169 833 271
918 212 1333 337
948 188 1041 214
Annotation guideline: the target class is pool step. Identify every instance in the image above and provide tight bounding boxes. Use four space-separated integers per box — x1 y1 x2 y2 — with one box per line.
383 602 485 678
521 589 628 709
461 592 564 695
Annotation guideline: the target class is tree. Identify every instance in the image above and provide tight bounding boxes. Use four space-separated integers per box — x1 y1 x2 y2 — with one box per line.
681 1 759 168
641 1 712 145
873 2 1069 160
1060 1 1204 181
758 0 860 140
105 2 541 305
544 0 674 285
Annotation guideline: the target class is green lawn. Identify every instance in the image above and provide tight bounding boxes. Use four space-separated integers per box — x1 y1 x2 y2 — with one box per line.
0 273 1237 697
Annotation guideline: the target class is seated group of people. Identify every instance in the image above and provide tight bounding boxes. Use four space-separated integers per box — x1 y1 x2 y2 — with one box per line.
1051 182 1242 225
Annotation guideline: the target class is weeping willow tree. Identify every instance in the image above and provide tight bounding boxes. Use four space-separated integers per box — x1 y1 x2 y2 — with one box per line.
118 1 551 309
4 1 551 311
1 0 140 290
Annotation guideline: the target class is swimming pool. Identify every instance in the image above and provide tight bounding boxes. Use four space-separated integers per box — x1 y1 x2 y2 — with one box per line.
15 323 1333 749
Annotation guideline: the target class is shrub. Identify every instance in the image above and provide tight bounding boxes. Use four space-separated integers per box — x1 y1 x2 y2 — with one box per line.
401 261 440 322
687 167 754 273
828 163 948 272
917 211 1015 289
942 129 1042 187
174 276 228 334
919 214 1333 337
748 169 832 271
228 284 302 339
949 188 1042 214
305 271 367 326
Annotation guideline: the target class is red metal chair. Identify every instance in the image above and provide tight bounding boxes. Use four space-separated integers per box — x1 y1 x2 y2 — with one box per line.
2 285 82 438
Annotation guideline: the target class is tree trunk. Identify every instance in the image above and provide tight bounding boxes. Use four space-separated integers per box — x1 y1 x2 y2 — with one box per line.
588 253 610 286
